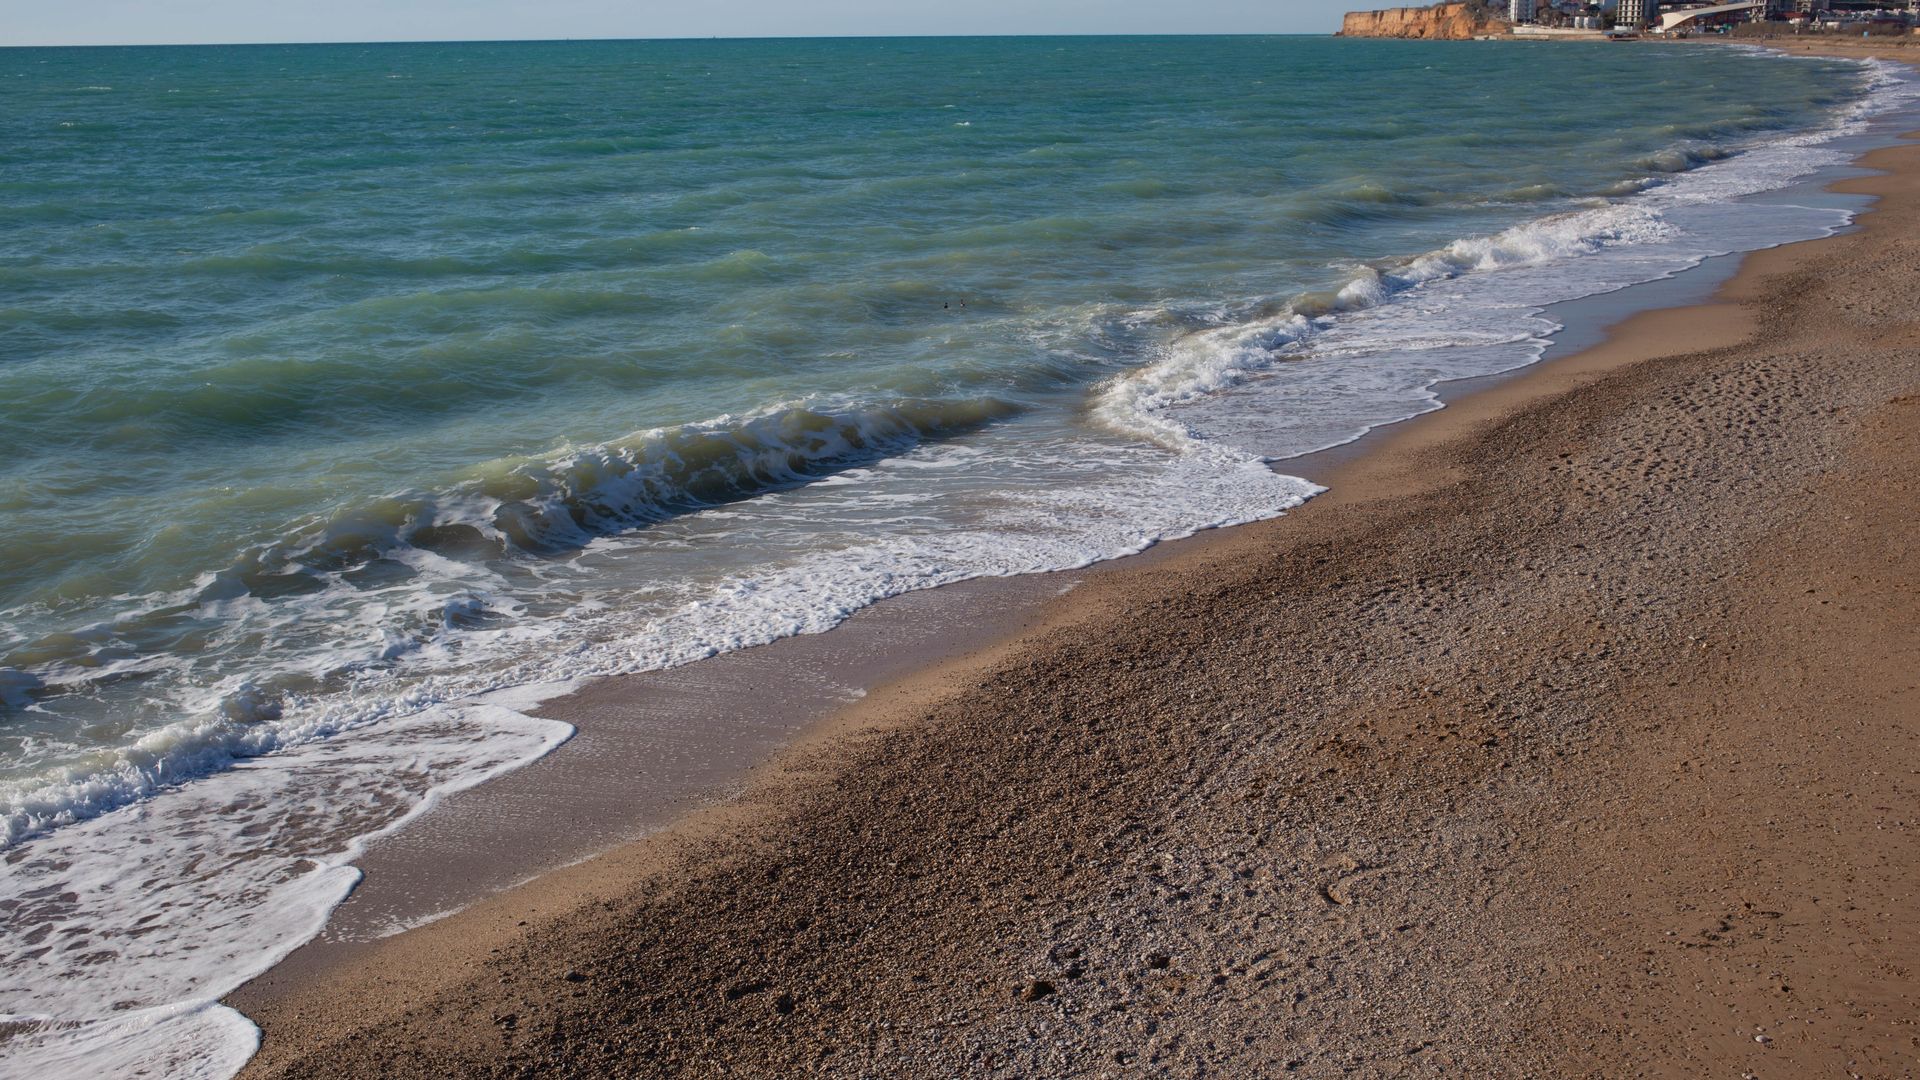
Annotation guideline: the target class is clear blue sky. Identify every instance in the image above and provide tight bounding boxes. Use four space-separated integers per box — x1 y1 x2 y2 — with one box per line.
4 1 1343 47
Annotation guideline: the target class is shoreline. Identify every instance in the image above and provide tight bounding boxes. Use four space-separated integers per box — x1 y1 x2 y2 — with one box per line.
225 39 1887 987
229 43 1920 1077
225 164 1827 995
225 246 1777 1005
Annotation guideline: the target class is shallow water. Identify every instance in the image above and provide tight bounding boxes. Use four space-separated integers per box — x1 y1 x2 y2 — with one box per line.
0 35 1910 1077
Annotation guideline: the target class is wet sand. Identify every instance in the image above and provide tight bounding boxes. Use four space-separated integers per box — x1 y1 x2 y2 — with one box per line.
230 57 1920 1080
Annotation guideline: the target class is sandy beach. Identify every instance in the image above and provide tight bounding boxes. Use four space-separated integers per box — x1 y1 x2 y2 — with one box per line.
226 45 1920 1079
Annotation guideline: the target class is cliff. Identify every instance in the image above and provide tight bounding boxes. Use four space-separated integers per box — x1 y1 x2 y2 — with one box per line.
1338 4 1508 39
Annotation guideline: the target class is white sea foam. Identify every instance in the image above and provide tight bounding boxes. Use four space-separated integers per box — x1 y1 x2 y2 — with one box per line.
1 52 1914 1080
0 704 571 1079
1090 200 1675 450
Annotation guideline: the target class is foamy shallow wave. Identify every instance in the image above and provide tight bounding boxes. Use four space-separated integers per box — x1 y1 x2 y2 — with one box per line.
1092 201 1673 450
0 397 1016 846
1 47 1914 1080
0 704 571 1079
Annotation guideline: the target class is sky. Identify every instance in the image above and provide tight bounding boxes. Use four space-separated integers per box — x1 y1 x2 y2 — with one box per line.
2 1 1343 47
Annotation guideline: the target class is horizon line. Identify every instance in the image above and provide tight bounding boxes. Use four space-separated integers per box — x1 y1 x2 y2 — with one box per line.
1 30 1332 50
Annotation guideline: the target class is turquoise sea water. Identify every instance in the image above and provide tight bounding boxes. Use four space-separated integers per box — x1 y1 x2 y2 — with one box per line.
0 36 1905 1077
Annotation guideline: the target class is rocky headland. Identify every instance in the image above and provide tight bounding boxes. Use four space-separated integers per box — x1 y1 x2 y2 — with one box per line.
1338 3 1509 39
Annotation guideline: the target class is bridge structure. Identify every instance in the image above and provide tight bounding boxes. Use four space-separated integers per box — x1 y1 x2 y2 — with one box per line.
1655 0 1768 31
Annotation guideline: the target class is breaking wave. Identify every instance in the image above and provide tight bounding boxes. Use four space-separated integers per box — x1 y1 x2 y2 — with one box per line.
1093 201 1671 450
0 396 1016 846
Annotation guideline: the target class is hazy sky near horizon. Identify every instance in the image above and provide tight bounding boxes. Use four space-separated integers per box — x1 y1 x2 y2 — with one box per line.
5 1 1343 47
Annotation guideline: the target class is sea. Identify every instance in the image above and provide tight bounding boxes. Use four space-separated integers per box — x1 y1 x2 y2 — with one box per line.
1 34 1913 1078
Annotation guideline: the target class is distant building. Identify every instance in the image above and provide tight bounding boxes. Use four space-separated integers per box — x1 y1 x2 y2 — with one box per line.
1510 0 1538 21
1615 0 1660 24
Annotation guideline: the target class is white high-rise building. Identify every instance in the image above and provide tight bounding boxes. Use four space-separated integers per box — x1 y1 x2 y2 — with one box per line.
1615 0 1659 26
1509 0 1537 22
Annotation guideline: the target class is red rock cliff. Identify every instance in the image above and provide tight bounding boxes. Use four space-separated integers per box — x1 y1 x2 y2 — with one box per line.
1338 4 1508 39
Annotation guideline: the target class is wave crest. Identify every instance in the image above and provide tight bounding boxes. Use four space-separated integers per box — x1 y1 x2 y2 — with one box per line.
1091 202 1671 450
0 396 1017 846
